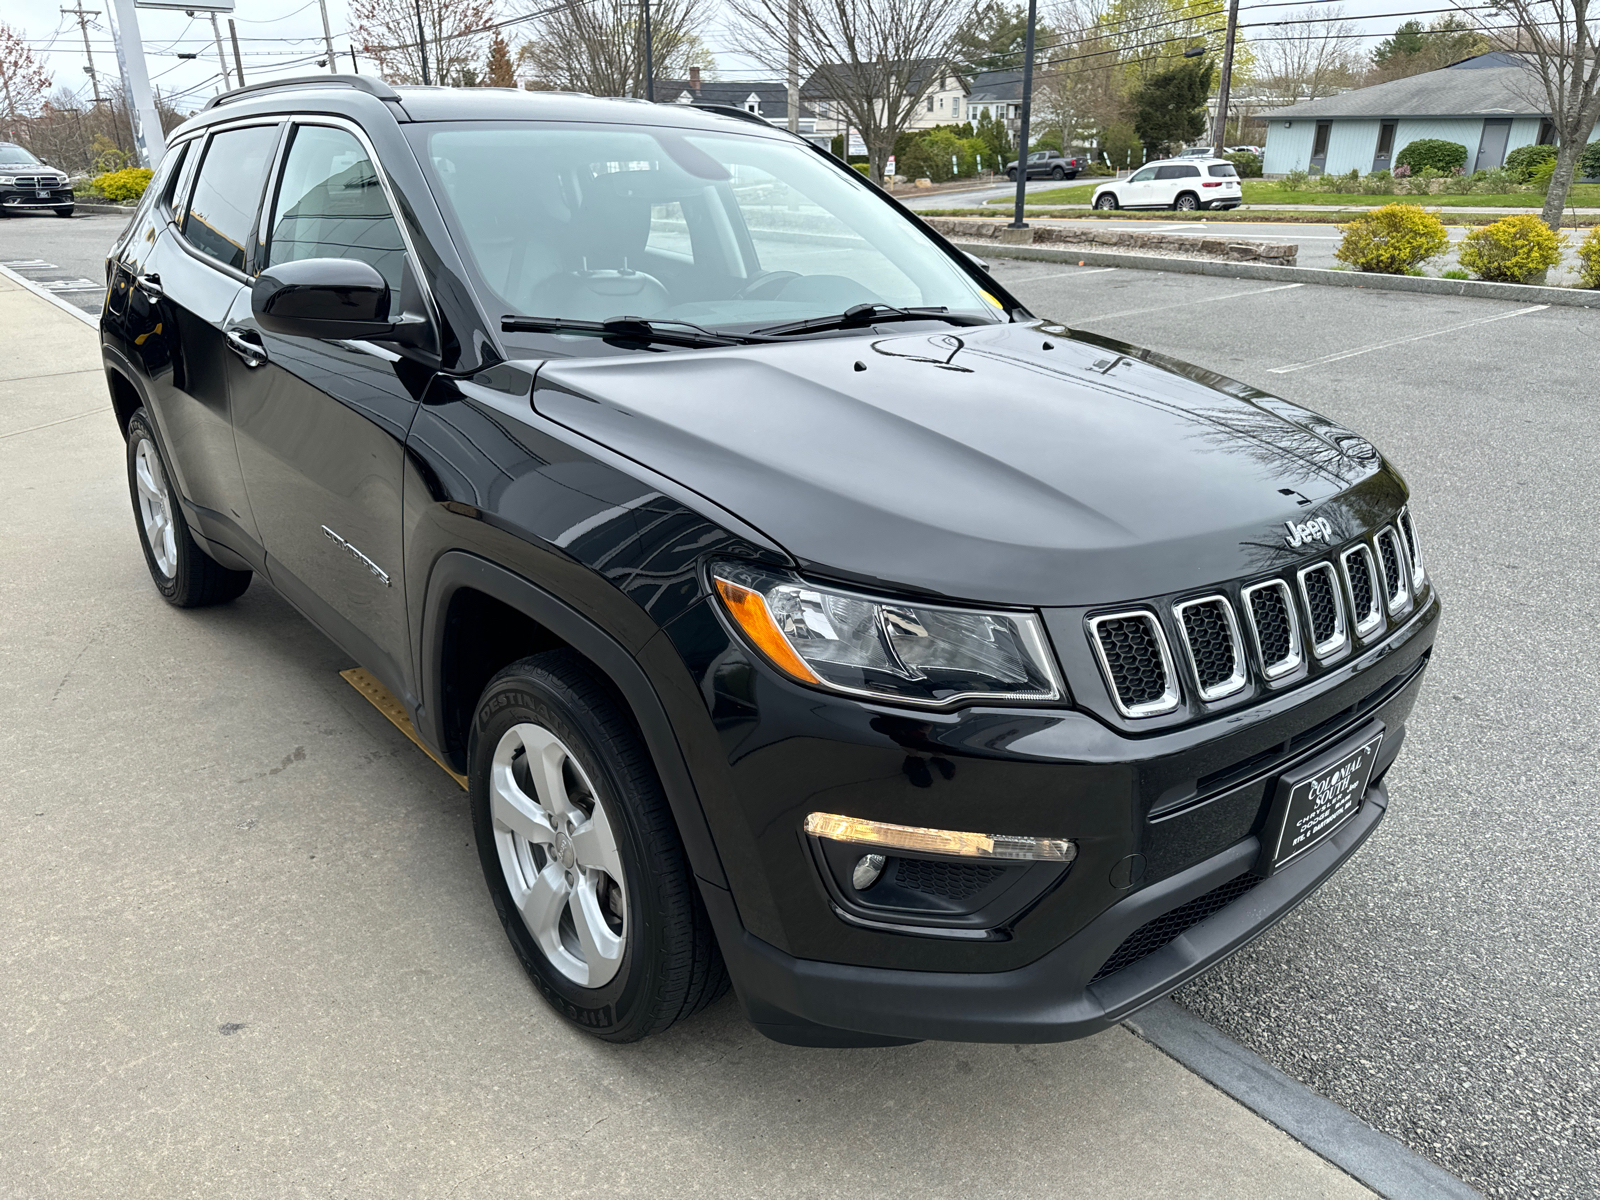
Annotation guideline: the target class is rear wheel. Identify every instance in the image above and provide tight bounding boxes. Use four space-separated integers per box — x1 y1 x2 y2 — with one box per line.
125 409 252 607
1006 168 1017 182
469 650 728 1042
1175 192 1200 211
1050 166 1065 180
1094 193 1119 210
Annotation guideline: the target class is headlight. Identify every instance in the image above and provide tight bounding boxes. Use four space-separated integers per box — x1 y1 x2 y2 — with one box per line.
710 562 1063 706
0 176 15 186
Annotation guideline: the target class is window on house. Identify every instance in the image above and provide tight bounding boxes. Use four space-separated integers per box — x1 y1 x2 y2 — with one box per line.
927 99 934 112
1537 118 1557 145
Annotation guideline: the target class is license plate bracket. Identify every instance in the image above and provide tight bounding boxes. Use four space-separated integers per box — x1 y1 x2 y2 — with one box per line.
1256 723 1383 876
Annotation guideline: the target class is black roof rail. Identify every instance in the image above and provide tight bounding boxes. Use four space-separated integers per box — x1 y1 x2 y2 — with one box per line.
683 102 774 128
203 73 401 111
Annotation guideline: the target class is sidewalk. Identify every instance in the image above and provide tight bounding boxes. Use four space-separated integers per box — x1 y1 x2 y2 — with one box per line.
0 271 1385 1199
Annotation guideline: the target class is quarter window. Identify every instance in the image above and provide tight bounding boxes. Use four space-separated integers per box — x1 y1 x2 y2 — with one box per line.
1207 164 1238 177
181 124 280 271
266 124 407 294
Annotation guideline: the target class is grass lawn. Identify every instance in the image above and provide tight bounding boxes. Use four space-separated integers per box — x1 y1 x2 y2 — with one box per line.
1023 180 1600 208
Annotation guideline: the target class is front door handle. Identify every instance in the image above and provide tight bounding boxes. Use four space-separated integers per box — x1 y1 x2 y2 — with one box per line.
225 328 268 368
135 271 163 298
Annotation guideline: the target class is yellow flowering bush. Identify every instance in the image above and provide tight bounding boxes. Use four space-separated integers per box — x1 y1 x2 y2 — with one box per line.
1457 214 1566 283
89 167 153 204
1576 225 1600 289
1333 205 1451 275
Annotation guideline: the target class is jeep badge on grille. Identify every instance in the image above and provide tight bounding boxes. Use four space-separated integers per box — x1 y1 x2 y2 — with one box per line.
1285 517 1334 547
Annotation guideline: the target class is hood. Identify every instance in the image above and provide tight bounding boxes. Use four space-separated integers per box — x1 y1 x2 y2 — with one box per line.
529 321 1405 607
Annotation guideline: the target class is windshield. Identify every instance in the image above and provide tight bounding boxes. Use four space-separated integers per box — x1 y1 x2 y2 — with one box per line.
409 121 1000 348
0 144 42 167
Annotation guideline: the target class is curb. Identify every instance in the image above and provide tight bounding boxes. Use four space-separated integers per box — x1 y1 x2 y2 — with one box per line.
1125 1000 1484 1200
71 202 137 216
952 240 1600 308
0 263 100 328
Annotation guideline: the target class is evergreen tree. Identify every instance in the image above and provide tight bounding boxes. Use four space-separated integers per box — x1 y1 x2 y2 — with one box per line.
1130 56 1212 157
484 32 517 88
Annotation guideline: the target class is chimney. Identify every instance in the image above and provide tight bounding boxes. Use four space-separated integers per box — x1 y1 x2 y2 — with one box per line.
689 66 701 92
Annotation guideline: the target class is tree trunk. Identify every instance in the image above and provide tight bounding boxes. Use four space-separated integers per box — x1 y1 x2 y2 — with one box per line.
869 143 889 184
1540 135 1586 230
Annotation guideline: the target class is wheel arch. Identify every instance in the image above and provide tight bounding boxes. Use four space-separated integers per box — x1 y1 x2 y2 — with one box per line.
105 360 146 438
1174 190 1200 209
418 551 728 890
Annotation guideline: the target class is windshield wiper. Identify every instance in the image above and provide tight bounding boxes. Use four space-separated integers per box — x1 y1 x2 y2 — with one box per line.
749 304 993 337
500 314 776 349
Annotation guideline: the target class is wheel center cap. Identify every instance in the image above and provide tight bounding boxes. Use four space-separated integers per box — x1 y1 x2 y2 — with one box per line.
556 831 576 871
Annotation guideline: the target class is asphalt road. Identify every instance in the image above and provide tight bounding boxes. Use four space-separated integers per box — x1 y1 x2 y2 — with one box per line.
983 255 1600 1200
0 210 127 314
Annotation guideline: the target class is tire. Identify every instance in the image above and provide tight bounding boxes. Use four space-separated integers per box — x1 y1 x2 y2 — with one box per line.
1175 192 1200 211
55 207 74 218
1006 168 1017 182
469 650 728 1042
1050 167 1065 180
125 409 252 607
1094 193 1119 210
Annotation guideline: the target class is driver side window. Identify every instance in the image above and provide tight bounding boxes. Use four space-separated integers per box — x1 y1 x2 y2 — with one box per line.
266 124 407 296
1130 167 1156 183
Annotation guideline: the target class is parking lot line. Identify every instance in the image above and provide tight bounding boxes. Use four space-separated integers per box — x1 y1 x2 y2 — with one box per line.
1003 267 1119 282
1075 282 1304 323
1267 304 1548 373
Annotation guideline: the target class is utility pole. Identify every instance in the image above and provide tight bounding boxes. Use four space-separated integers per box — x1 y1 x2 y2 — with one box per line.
1008 0 1037 229
1211 0 1240 156
317 0 337 73
209 13 228 95
786 0 798 134
413 0 430 85
104 0 166 167
642 0 654 101
62 6 103 106
228 18 246 86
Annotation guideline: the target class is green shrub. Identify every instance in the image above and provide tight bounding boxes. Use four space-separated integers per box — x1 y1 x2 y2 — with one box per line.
1323 168 1362 194
1225 151 1262 178
1471 166 1520 193
1334 204 1451 274
1281 168 1310 191
1085 161 1115 176
1576 225 1600 287
1441 269 1470 280
1457 214 1566 283
89 167 153 203
1403 166 1441 195
1504 143 1558 183
1441 170 1475 195
1528 157 1557 193
1395 139 1468 174
1582 141 1600 179
851 162 870 176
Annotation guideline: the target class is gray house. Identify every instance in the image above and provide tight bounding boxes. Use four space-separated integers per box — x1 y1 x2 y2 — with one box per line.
1263 52 1598 176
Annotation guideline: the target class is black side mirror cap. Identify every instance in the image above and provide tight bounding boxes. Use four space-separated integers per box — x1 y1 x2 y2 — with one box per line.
252 258 402 340
963 251 988 270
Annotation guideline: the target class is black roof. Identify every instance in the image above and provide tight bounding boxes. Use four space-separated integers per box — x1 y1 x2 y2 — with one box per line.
655 79 814 121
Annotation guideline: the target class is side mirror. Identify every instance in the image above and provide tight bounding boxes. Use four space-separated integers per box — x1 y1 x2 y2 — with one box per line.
252 258 399 340
963 250 989 271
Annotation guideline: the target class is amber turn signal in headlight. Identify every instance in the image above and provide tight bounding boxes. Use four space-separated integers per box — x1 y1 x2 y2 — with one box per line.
805 812 1077 863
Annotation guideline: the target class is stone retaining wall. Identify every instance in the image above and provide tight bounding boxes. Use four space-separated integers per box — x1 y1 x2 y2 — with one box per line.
924 216 1298 266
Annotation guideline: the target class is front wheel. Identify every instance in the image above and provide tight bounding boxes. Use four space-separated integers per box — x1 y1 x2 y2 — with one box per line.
469 650 728 1042
55 207 74 218
1094 193 1119 210
1174 192 1200 211
1006 168 1017 182
125 409 252 607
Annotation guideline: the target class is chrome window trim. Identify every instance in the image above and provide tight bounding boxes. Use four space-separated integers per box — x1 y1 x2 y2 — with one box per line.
1173 595 1248 702
1296 562 1349 660
1241 579 1303 680
1397 506 1425 586
1087 610 1182 718
1339 544 1385 639
1373 526 1412 616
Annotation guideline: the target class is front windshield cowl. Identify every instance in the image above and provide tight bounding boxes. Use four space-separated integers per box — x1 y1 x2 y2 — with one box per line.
406 118 1007 357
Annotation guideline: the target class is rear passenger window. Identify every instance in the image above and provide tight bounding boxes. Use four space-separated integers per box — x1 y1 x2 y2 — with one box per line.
182 124 281 271
1208 164 1238 177
266 124 407 294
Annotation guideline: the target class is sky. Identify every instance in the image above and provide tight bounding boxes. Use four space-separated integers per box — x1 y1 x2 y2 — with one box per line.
3 0 1466 117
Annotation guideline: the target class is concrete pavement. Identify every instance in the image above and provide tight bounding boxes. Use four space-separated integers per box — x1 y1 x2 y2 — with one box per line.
0 271 1388 1197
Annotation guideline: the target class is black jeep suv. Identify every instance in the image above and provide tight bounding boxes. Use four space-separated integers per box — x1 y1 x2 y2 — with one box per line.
102 77 1439 1047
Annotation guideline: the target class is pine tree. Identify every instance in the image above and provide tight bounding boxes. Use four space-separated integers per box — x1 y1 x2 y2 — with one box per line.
484 32 516 88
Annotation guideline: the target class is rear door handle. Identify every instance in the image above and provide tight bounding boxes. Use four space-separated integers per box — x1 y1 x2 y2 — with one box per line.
135 271 163 298
225 329 268 368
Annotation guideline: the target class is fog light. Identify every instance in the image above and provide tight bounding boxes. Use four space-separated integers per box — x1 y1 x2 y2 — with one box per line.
805 812 1076 863
852 853 886 890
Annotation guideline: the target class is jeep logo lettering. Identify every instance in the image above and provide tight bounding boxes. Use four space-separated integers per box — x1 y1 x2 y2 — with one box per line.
1285 517 1334 548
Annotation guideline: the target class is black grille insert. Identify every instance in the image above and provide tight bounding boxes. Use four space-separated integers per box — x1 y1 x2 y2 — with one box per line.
1093 614 1173 712
1397 511 1422 580
1344 548 1379 629
1302 566 1341 648
1248 584 1295 670
1376 530 1405 605
1091 873 1264 983
1180 599 1240 696
892 858 1007 900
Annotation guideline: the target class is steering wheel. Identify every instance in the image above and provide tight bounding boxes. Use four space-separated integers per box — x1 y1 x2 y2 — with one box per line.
734 271 802 301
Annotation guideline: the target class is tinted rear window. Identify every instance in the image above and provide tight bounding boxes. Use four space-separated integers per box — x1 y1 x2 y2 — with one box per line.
1155 165 1202 180
1208 164 1238 178
182 124 280 272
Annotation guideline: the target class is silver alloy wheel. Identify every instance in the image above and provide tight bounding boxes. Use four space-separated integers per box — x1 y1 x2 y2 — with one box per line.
490 722 627 987
133 436 178 578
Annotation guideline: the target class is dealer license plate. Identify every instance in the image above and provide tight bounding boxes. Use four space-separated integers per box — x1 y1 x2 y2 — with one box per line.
37 190 49 198
1258 725 1383 875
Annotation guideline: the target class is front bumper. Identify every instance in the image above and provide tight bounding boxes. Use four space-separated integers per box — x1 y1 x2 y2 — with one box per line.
1 186 74 210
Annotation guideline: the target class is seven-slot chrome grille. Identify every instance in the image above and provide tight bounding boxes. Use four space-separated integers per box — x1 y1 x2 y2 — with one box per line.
1088 508 1426 718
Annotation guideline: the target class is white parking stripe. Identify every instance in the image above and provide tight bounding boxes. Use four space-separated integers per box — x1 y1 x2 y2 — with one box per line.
1075 282 1303 323
1267 304 1548 374
1002 267 1119 282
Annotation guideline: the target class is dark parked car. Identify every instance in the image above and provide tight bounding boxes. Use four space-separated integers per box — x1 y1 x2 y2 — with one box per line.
1004 150 1082 181
102 77 1439 1047
0 142 74 217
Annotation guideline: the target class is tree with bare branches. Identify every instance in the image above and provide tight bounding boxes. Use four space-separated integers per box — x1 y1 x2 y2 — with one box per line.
1 22 54 136
1252 5 1362 105
351 0 496 86
726 0 972 181
1458 1 1600 227
515 0 713 96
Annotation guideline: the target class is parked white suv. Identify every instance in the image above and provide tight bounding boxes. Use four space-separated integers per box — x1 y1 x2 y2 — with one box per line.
1091 158 1242 212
